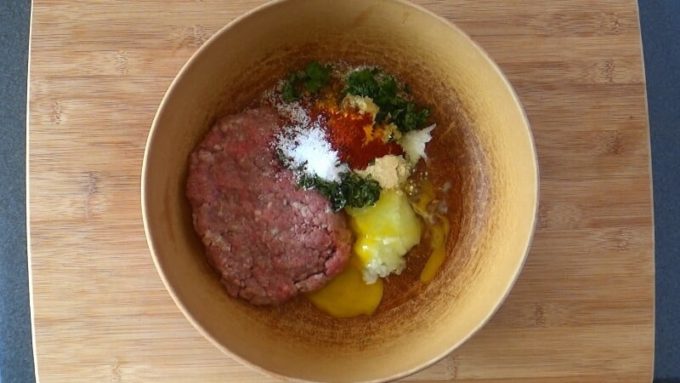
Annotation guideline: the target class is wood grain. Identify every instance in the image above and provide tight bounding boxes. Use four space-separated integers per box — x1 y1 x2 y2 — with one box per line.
27 0 654 382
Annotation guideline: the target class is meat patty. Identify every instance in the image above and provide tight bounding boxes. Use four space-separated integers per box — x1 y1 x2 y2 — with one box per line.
186 107 352 305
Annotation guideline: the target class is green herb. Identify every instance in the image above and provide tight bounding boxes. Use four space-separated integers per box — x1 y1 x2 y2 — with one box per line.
346 68 380 96
299 172 381 211
280 61 332 102
400 103 430 132
281 73 301 102
341 172 381 209
345 68 430 133
303 61 331 93
299 174 348 212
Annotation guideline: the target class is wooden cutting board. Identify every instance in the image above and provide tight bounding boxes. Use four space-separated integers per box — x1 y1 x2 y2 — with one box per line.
27 0 654 382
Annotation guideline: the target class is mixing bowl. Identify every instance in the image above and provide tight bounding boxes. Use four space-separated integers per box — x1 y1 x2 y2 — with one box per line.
142 0 538 381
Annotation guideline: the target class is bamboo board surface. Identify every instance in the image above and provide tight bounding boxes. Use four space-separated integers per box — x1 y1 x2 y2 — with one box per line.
27 0 654 382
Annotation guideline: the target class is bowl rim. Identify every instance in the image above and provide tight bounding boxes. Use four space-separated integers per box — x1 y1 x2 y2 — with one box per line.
140 0 539 381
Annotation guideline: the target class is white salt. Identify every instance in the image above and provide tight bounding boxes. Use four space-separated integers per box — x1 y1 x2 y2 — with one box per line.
275 122 348 182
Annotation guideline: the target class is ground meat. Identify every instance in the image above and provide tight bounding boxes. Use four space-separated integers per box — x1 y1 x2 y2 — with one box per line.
186 107 352 305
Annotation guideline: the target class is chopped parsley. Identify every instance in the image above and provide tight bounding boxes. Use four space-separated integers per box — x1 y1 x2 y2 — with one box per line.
281 74 300 103
346 68 430 133
299 172 381 211
281 61 332 102
341 172 382 209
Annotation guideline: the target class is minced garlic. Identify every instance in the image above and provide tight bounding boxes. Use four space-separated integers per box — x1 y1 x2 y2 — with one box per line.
399 124 436 164
341 94 380 121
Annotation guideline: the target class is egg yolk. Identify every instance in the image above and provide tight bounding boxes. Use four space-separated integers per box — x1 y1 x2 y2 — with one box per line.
307 257 384 318
347 189 422 283
408 179 450 283
420 216 450 283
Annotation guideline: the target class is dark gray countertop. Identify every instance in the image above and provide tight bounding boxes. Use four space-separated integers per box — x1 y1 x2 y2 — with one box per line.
639 1 680 381
0 1 32 383
1 1 678 382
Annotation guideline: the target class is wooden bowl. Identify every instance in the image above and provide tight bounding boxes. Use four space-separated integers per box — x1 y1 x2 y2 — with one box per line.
142 0 538 381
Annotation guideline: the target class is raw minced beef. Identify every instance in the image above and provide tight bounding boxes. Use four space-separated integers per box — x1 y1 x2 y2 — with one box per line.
186 107 352 305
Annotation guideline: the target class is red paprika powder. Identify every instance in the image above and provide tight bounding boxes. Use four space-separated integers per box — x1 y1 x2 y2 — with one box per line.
314 108 403 170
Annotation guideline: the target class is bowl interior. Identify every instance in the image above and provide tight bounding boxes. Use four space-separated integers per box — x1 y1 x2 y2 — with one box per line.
142 0 537 382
